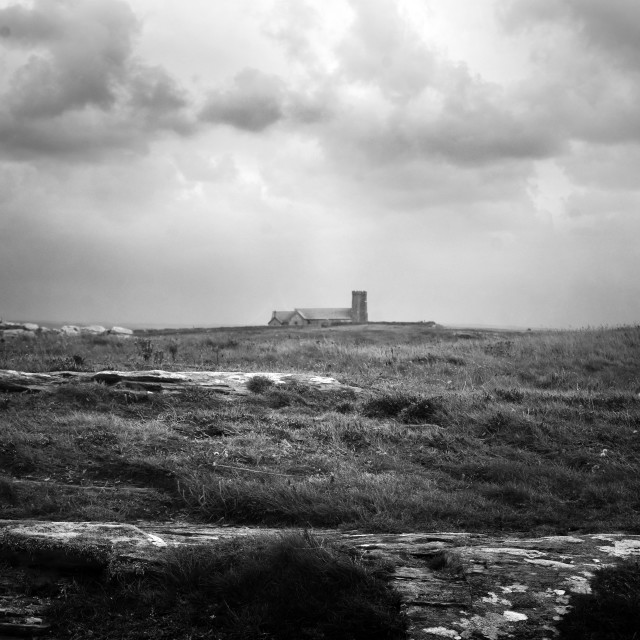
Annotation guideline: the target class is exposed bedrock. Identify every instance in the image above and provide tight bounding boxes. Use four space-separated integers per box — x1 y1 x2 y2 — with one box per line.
0 369 361 395
0 520 638 639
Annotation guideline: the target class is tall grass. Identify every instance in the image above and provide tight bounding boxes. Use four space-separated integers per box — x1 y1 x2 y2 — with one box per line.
3 324 639 392
2 324 640 531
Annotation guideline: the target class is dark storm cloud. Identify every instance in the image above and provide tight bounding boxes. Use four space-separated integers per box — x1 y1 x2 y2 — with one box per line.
0 0 194 161
200 68 285 132
1 0 136 117
128 65 193 135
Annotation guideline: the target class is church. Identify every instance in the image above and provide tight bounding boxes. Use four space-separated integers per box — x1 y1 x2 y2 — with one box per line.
268 291 368 327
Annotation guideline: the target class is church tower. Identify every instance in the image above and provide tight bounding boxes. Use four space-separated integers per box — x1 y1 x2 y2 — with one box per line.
351 291 368 323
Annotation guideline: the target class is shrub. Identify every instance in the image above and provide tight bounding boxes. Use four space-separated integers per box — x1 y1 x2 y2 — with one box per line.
246 375 275 394
0 478 18 505
422 550 465 576
47 354 87 371
557 559 640 639
494 388 525 403
361 393 448 424
361 392 418 419
52 532 406 640
398 397 448 424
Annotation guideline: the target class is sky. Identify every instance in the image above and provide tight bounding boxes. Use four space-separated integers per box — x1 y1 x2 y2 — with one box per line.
1 0 640 328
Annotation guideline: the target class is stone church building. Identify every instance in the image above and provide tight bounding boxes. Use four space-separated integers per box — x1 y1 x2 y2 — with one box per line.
269 291 368 327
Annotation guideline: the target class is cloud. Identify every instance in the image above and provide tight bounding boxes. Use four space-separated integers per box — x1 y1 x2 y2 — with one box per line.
200 68 285 132
502 0 640 69
499 0 640 147
1 0 136 118
2 0 640 328
300 2 561 168
337 0 437 101
0 0 194 161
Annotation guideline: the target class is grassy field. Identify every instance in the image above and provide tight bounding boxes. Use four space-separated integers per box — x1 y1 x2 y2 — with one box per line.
1 323 640 533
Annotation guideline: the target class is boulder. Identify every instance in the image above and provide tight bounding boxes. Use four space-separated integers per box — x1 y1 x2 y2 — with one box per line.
79 325 107 335
108 326 133 337
0 322 21 331
60 325 81 336
0 322 39 331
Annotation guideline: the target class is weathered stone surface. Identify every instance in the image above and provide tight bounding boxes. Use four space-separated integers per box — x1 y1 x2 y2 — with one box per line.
21 323 39 332
108 325 133 336
79 325 107 335
0 322 22 330
60 325 81 336
0 369 361 395
1 521 637 639
0 520 167 569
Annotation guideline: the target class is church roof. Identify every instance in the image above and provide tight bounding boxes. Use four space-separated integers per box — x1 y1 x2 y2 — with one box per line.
271 311 296 323
295 308 352 321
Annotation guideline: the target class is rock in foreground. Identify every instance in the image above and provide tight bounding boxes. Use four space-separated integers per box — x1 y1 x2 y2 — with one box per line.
0 369 360 395
0 520 638 640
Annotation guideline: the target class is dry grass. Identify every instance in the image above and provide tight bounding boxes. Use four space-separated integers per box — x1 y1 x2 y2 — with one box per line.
1 324 640 532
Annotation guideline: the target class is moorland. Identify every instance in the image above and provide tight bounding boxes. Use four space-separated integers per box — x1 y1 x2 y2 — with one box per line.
1 322 640 639
1 322 639 534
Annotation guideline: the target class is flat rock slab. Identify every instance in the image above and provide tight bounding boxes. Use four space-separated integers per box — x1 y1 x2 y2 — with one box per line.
1 521 639 639
0 520 168 570
0 369 360 395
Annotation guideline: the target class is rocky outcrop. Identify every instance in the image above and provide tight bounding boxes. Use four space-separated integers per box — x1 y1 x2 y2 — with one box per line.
108 326 133 336
0 322 37 331
0 322 41 340
60 325 81 336
0 369 361 395
79 325 107 335
0 322 133 340
0 520 638 639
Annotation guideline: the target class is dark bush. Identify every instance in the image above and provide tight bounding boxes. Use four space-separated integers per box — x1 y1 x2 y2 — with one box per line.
398 397 448 424
0 479 18 505
360 393 420 419
494 388 525 403
52 532 406 640
557 559 640 639
47 354 87 371
246 375 275 394
361 393 448 424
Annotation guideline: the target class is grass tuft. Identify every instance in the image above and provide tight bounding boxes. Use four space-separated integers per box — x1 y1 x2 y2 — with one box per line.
494 388 525 403
361 393 448 425
246 375 274 394
52 532 406 640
